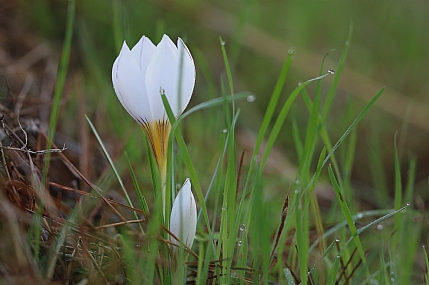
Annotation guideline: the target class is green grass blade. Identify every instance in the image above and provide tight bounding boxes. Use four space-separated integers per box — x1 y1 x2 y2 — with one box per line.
260 74 330 173
292 107 304 159
43 0 76 182
309 87 385 188
161 94 212 235
328 255 341 285
328 165 369 280
424 246 429 285
284 268 296 285
125 152 150 218
86 115 143 233
219 37 235 113
240 49 295 190
393 133 402 248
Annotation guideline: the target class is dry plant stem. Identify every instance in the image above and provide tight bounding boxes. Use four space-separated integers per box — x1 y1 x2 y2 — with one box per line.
48 182 146 215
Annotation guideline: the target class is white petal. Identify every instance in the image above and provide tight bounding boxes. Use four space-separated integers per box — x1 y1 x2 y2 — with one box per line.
112 42 152 124
169 178 197 250
130 36 156 74
145 34 180 121
173 38 195 116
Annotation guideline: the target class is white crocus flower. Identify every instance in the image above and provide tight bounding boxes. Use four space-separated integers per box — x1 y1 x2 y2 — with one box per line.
112 34 195 168
112 34 195 218
169 179 197 251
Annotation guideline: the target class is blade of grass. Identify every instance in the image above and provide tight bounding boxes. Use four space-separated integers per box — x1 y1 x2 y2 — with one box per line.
125 152 150 218
328 255 341 285
424 246 429 285
284 268 297 285
43 0 76 182
220 37 235 114
244 72 332 243
161 94 212 236
308 87 385 189
39 0 75 265
393 132 402 248
328 164 369 281
239 48 295 200
86 115 143 233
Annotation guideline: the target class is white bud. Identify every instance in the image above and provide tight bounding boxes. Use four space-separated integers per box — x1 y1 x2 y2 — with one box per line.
169 179 197 251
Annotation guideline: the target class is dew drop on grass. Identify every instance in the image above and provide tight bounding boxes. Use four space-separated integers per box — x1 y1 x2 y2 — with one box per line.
239 224 246 231
377 224 383 230
406 201 411 206
294 189 299 194
246 94 256 102
328 69 335 75
298 82 302 86
357 212 363 219
238 240 242 247
288 48 296 55
335 238 340 242
221 40 226 46
294 180 300 185
222 128 228 134
253 155 261 163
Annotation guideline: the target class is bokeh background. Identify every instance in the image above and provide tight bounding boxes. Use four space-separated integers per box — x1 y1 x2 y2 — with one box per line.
1 0 429 207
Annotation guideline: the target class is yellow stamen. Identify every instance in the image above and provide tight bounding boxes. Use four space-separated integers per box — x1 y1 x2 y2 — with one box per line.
140 119 171 169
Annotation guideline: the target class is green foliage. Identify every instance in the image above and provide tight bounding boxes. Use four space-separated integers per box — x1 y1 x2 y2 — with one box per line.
1 1 427 284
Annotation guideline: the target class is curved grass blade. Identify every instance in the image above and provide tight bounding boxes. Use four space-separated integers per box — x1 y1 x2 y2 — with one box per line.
86 115 143 233
328 165 369 280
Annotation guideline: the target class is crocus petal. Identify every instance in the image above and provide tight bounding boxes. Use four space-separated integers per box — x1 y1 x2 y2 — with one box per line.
169 178 197 250
112 42 153 124
172 38 195 117
145 34 180 121
130 36 156 76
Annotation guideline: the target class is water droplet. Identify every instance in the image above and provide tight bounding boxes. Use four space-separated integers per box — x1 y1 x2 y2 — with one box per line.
406 202 411 206
335 238 340 242
221 40 226 46
357 213 363 219
294 180 300 185
239 224 246 231
298 82 302 86
246 95 256 102
253 155 261 163
288 48 296 55
238 240 242 247
222 128 228 134
294 189 299 194
213 239 218 243
222 207 226 211
328 69 335 75
176 183 182 190
377 224 383 230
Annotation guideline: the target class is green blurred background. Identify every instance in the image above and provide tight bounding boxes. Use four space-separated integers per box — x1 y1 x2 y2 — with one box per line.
5 0 429 205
